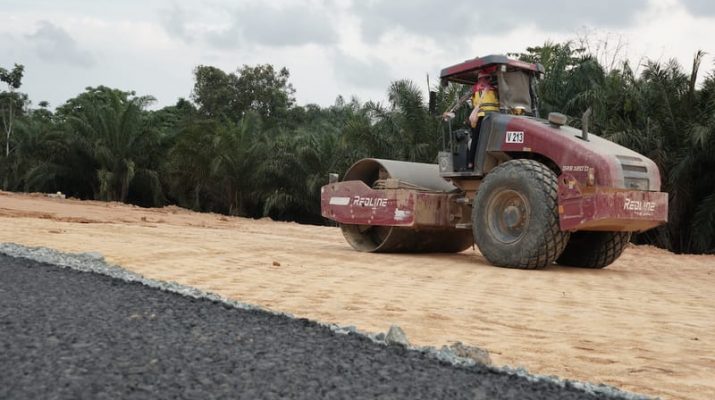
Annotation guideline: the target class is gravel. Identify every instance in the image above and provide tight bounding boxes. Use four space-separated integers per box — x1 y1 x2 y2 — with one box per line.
385 325 411 347
0 243 653 399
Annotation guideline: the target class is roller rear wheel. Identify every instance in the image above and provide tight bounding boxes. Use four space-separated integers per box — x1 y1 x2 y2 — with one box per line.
557 231 631 268
472 159 569 269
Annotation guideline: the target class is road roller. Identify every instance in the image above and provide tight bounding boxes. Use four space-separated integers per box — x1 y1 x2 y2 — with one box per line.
321 55 668 269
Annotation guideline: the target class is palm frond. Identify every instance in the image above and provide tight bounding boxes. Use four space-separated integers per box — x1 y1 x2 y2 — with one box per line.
691 192 715 252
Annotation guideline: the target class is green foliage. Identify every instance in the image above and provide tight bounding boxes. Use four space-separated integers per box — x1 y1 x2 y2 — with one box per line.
191 64 295 127
234 65 295 124
1 63 27 184
0 64 24 90
5 48 715 254
16 86 164 205
191 66 237 121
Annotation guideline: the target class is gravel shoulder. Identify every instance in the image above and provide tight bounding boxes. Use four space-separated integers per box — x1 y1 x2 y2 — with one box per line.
0 252 645 400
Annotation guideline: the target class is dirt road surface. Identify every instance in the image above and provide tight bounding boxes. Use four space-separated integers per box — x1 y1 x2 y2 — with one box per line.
1 191 713 400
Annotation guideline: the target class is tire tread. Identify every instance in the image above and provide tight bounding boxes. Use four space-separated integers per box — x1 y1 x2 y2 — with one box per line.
557 231 631 269
474 159 569 269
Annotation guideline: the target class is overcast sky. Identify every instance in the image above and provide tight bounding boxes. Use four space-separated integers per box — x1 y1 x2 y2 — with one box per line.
1 0 714 109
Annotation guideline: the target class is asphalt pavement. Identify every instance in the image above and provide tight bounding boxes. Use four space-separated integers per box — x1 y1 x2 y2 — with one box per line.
0 253 646 399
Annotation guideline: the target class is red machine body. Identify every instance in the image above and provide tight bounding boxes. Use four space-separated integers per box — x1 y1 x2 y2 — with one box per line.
321 115 667 233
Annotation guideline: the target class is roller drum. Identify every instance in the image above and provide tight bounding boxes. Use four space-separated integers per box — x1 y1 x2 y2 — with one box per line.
339 159 473 253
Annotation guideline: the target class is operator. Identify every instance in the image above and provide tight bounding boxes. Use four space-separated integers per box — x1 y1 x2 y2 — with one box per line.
467 73 499 170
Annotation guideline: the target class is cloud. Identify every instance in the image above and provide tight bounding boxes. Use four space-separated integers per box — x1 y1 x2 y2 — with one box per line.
161 4 194 43
330 50 394 90
239 4 337 47
680 0 715 16
170 2 338 49
354 0 650 42
25 21 95 67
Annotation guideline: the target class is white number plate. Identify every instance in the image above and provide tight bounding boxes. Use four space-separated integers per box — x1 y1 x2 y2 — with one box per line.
506 131 524 143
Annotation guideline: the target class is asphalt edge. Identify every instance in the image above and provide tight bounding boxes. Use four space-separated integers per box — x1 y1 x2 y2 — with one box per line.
0 242 655 400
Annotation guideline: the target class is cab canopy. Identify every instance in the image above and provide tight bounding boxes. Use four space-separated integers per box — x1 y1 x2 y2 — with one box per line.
440 54 545 116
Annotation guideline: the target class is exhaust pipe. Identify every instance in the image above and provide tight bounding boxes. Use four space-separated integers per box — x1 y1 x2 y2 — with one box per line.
581 107 592 141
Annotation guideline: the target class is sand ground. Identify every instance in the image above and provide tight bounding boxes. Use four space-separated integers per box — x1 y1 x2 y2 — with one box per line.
1 191 713 400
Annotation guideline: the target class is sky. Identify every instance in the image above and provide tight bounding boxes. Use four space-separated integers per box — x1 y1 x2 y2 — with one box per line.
1 0 715 110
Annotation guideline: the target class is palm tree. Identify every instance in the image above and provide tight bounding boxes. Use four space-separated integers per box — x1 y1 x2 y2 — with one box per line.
262 128 343 223
339 80 441 164
677 68 715 253
385 80 438 162
209 113 266 216
163 120 218 211
59 87 163 203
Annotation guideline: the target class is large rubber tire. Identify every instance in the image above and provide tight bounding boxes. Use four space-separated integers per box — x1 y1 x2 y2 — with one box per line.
557 231 631 269
472 159 569 269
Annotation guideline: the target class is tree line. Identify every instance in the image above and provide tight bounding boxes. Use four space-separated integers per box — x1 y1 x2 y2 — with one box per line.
1 42 714 254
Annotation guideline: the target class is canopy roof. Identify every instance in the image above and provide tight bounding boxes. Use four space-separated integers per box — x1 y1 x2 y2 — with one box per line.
440 54 544 85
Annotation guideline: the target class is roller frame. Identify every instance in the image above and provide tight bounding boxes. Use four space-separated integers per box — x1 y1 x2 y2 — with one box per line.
321 159 473 253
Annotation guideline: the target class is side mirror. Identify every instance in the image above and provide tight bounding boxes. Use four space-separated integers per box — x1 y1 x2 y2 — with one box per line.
428 91 437 116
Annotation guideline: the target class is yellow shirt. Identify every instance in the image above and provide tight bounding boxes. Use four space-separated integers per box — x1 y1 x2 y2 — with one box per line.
472 88 499 117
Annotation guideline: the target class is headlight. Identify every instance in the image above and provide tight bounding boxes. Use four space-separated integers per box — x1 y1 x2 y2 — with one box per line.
624 177 649 191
